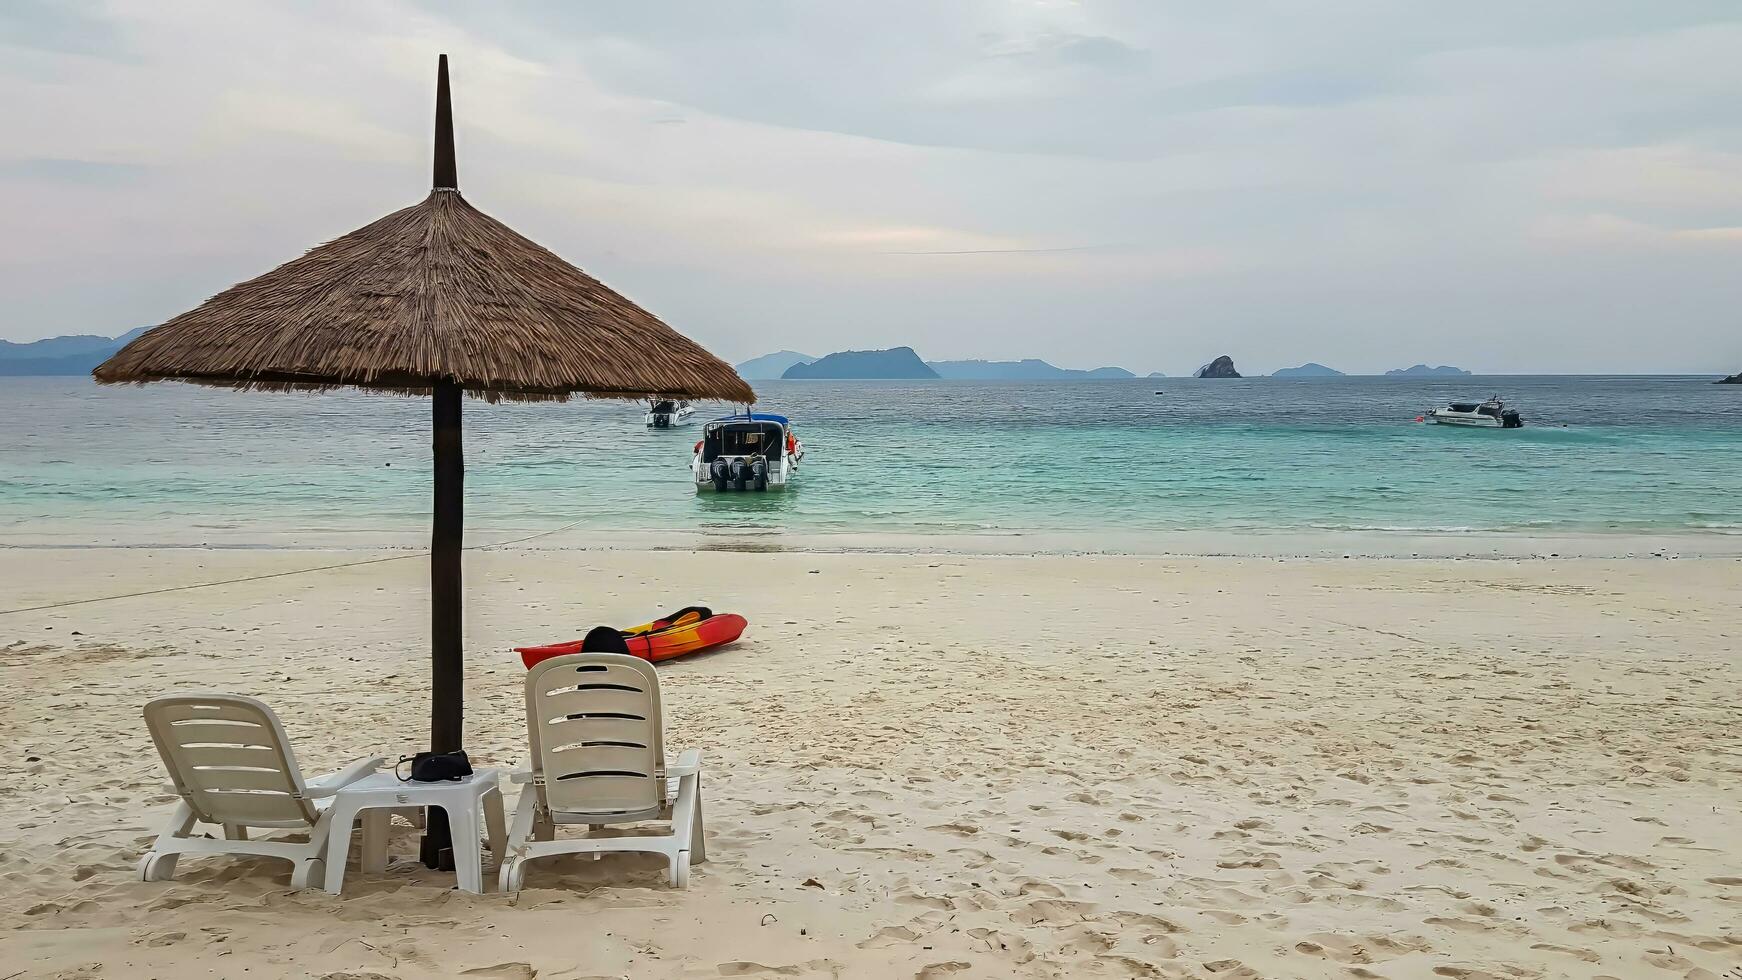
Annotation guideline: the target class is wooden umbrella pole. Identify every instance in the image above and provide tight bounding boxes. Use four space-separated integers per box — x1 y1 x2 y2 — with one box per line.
419 54 466 870
430 54 464 759
421 377 465 867
430 377 464 753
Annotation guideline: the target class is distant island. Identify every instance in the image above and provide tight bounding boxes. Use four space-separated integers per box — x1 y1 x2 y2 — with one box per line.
0 326 150 376
1195 355 1241 379
1147 372 1166 379
1386 364 1471 377
782 347 940 379
734 350 815 380
927 359 1134 380
746 348 1158 380
1272 362 1345 378
1718 371 1741 385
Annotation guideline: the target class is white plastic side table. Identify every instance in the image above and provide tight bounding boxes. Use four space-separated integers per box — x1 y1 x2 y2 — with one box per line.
323 768 506 894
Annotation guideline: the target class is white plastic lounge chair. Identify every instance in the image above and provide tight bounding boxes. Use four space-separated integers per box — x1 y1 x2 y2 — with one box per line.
139 694 383 888
499 653 704 890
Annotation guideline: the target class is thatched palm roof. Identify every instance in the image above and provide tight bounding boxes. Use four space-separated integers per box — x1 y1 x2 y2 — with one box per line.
95 191 753 403
95 57 752 405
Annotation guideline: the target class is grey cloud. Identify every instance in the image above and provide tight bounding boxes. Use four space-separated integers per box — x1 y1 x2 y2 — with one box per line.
0 0 128 59
0 158 151 184
989 32 1148 71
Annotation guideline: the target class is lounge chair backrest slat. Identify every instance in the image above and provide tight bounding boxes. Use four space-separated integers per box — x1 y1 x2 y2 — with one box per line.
144 695 315 828
525 654 665 818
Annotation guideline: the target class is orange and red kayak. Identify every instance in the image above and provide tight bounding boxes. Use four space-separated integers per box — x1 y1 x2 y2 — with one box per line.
516 608 747 668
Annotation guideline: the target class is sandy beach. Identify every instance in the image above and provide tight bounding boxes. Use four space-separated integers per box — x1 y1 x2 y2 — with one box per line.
2 547 1739 979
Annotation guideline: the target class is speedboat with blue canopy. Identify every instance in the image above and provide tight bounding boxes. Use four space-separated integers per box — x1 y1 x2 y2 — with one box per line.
691 411 803 491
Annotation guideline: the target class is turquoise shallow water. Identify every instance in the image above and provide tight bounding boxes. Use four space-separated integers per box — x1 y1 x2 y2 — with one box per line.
1 376 1738 547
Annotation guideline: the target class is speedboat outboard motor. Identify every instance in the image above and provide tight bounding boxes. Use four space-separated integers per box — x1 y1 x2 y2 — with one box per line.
729 458 749 490
1502 409 1523 428
751 458 768 491
710 458 730 491
651 412 670 428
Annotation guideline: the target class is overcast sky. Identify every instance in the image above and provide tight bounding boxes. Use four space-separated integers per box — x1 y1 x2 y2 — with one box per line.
3 1 1739 374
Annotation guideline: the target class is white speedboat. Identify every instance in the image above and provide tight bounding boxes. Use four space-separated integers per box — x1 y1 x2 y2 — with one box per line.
692 412 803 491
644 398 695 428
1425 396 1522 428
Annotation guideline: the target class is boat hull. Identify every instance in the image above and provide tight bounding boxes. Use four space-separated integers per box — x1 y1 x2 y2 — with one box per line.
692 453 799 491
695 478 792 492
1427 414 1503 427
645 408 695 428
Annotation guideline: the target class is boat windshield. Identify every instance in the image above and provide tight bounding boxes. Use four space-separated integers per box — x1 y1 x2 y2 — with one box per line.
650 399 676 413
1448 402 1479 413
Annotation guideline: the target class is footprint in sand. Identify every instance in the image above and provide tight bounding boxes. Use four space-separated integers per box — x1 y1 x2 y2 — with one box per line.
1528 942 1599 963
1056 927 1118 955
1423 917 1493 934
1111 911 1188 934
813 824 865 844
857 925 920 949
1593 853 1656 871
825 809 879 825
1292 935 1374 964
948 847 996 869
459 966 536 980
1022 899 1098 925
716 963 828 977
1038 845 1104 864
1323 893 1407 912
1216 850 1281 870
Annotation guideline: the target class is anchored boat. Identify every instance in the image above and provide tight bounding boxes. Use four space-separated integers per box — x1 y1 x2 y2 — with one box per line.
1425 396 1523 428
644 398 695 428
692 411 802 491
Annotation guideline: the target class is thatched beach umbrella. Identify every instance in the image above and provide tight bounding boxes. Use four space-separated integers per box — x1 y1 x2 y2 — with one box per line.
96 55 753 862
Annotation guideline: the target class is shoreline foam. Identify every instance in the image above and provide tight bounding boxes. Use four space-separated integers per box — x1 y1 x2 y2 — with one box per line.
5 524 1742 560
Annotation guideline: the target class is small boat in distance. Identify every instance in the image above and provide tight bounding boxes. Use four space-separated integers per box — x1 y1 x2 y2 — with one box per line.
645 398 695 428
693 411 803 491
1425 396 1523 428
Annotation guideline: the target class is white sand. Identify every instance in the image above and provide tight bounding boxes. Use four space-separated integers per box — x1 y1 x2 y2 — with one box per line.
2 548 1738 979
